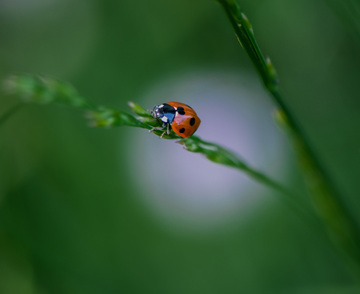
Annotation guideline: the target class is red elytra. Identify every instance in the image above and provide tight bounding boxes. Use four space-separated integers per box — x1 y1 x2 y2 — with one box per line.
151 102 201 138
166 102 201 138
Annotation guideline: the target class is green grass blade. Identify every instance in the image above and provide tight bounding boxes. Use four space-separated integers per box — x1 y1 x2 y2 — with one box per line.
2 74 311 218
4 74 92 109
217 0 360 273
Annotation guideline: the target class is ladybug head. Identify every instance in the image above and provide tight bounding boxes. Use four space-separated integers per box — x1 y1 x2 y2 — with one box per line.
151 103 176 124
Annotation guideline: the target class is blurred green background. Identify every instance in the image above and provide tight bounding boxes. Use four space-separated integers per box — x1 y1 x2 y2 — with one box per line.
1 0 360 293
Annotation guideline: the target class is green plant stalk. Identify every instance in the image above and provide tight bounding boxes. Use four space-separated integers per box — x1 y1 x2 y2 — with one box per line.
3 74 316 220
179 135 319 223
85 104 321 222
3 74 92 109
217 0 360 271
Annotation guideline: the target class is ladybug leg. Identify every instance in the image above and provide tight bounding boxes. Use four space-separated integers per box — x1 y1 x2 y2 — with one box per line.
159 123 170 138
148 122 170 138
148 127 161 133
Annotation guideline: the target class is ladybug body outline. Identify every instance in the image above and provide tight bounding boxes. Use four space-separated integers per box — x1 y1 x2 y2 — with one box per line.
151 102 201 138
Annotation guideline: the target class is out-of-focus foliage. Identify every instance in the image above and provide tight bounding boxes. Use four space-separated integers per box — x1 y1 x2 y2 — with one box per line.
1 0 360 293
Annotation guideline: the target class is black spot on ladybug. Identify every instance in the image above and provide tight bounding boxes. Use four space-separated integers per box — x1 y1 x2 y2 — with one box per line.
162 103 175 113
177 107 185 115
190 117 196 126
179 128 185 133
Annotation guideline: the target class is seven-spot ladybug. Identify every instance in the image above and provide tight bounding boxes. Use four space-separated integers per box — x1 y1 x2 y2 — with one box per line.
151 102 201 138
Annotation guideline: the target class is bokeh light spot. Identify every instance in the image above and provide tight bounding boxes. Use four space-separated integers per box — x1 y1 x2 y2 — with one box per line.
125 69 289 232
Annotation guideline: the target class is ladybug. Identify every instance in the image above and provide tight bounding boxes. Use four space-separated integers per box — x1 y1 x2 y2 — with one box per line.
151 102 201 138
